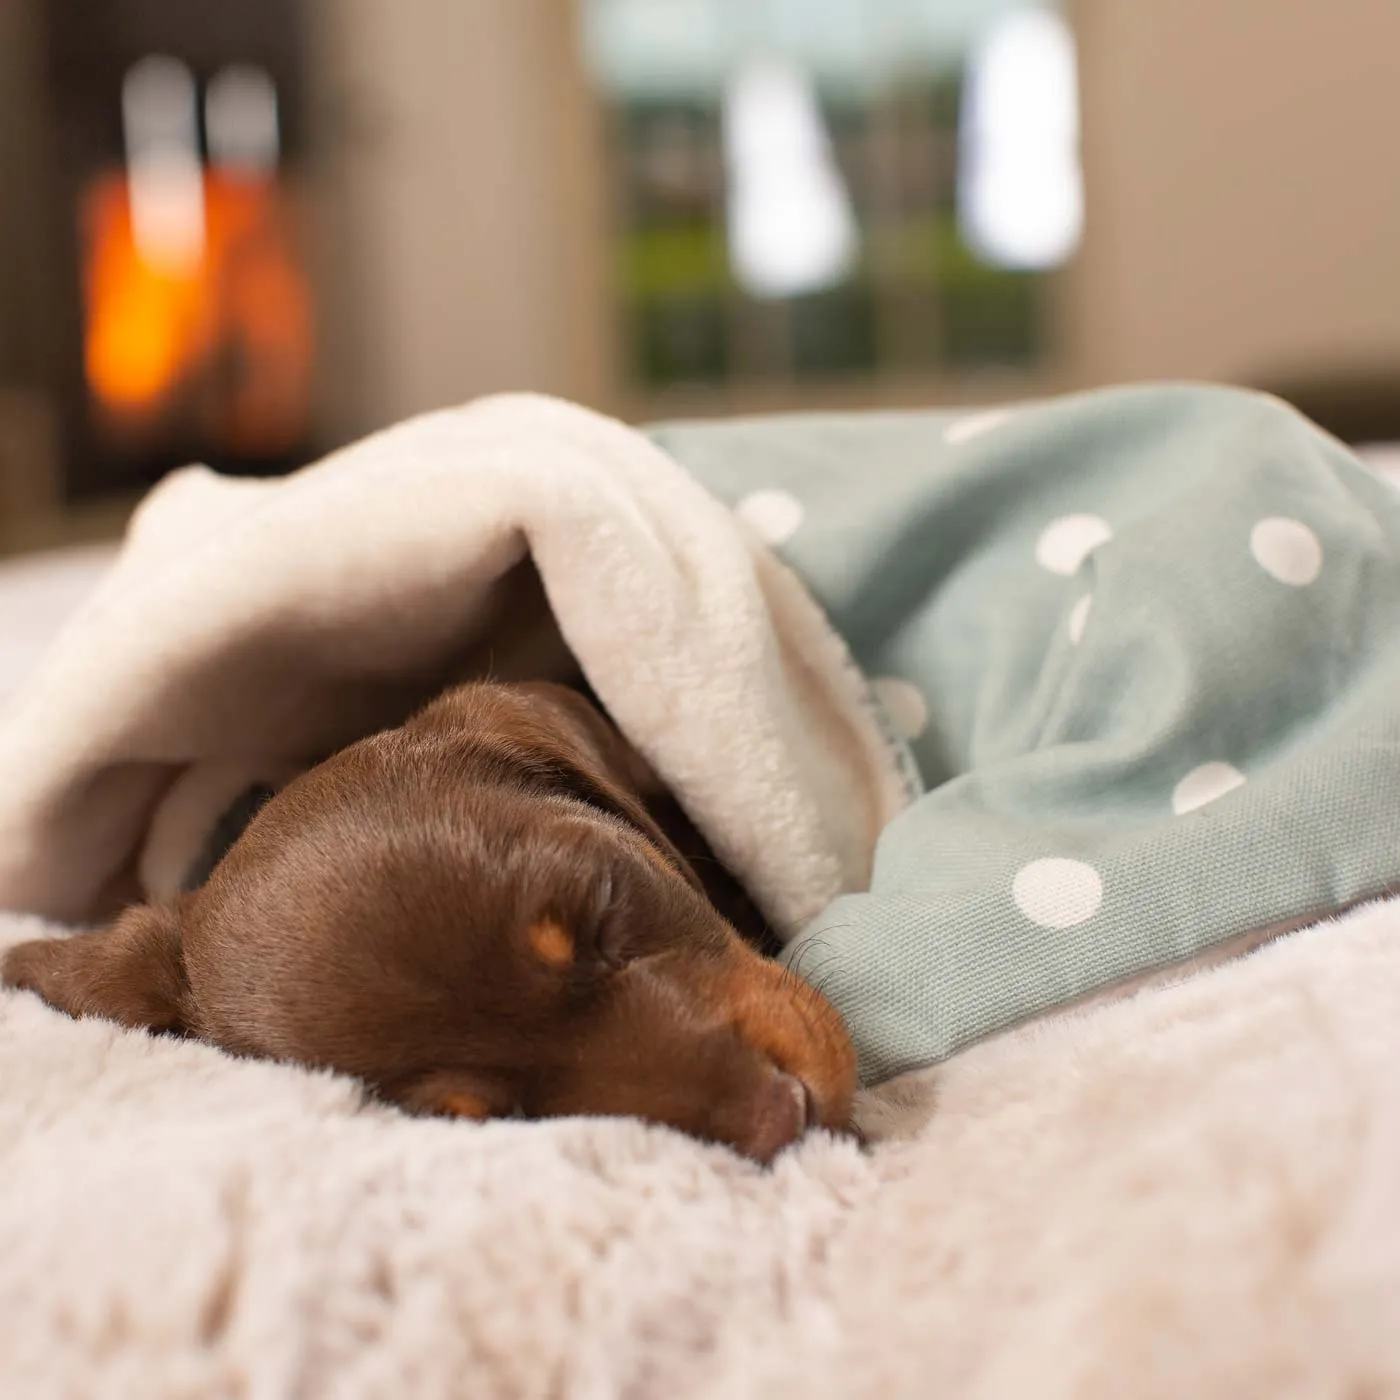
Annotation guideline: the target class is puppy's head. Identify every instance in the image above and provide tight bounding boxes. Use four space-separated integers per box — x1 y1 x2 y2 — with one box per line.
3 683 856 1163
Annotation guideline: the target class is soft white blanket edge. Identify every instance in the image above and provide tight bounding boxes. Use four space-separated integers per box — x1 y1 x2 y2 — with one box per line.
0 392 908 931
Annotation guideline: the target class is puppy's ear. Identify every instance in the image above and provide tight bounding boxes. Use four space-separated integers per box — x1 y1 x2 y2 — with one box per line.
511 683 705 891
518 683 665 800
396 1070 511 1122
2 903 187 1033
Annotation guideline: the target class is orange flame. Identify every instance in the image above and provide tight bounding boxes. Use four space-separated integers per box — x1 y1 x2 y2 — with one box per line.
82 168 313 457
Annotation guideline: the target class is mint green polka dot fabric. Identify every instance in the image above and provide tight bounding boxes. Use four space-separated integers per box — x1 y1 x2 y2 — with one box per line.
648 384 1400 1084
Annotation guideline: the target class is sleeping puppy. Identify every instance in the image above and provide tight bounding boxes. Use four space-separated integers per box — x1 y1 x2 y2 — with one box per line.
1 682 856 1163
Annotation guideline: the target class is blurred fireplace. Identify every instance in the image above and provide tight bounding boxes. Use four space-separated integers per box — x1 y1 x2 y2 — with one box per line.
44 0 315 500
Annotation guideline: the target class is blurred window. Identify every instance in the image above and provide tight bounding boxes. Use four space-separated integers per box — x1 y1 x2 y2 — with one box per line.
581 0 1079 391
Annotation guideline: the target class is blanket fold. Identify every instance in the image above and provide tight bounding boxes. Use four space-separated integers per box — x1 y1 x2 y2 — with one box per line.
0 393 911 933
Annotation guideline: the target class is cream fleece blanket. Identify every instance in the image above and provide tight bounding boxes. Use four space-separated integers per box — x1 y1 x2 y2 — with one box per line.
0 393 909 930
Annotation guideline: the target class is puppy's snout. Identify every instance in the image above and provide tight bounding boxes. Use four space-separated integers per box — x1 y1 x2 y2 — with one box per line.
743 1069 813 1165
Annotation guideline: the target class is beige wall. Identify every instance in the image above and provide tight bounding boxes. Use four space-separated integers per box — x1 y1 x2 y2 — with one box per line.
1073 0 1400 388
307 0 611 440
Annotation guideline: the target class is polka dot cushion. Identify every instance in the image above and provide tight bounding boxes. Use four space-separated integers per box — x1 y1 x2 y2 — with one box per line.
648 383 1400 1083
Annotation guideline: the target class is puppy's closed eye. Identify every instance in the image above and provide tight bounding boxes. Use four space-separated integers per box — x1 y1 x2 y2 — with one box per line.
527 907 630 973
530 866 656 974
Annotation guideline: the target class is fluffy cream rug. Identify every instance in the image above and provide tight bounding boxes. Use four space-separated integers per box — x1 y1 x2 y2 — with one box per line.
4 894 1399 1398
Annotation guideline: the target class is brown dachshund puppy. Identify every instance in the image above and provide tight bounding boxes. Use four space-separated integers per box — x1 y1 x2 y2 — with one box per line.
2 682 857 1163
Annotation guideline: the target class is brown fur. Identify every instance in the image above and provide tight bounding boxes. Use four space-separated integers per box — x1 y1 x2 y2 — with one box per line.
2 682 856 1163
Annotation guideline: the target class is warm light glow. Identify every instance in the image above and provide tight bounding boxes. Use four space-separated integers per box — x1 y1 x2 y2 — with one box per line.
722 60 858 300
958 7 1082 271
122 55 206 274
206 65 281 174
84 186 189 409
82 170 313 454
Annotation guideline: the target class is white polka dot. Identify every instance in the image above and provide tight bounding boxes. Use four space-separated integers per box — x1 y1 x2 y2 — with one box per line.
1035 514 1113 576
1171 761 1246 815
1250 517 1322 586
944 408 1014 445
872 676 928 740
736 489 805 545
1067 593 1092 645
1012 858 1103 930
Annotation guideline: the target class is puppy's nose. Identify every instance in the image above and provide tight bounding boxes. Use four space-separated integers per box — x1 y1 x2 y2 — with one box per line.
743 1070 812 1164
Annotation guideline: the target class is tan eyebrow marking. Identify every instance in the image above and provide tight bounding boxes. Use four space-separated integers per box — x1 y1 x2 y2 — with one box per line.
439 1090 492 1120
528 918 575 967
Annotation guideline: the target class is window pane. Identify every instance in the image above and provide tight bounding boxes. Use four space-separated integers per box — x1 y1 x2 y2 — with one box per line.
580 0 1079 392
